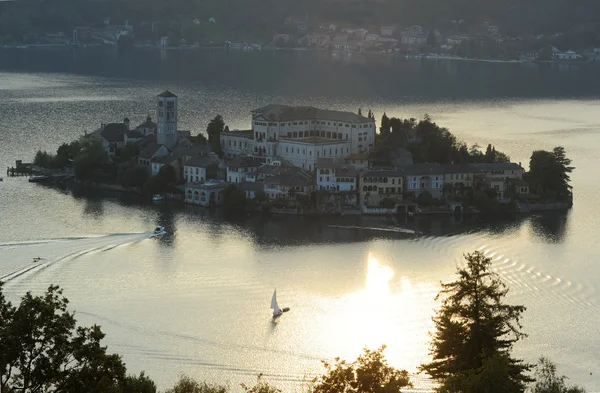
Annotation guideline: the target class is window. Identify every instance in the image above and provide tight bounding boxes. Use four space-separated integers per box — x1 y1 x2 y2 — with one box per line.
286 147 289 153
345 124 349 127
392 178 395 184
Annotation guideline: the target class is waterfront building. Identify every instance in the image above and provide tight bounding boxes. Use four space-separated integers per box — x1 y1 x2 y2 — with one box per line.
263 171 314 201
316 158 358 206
359 169 405 206
404 163 444 199
470 162 525 199
184 155 220 183
441 164 483 196
184 181 227 207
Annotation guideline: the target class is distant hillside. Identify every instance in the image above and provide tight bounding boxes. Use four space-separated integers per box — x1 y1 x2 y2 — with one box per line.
1 0 599 46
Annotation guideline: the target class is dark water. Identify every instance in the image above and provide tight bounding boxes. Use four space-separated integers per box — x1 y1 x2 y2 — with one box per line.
1 48 599 392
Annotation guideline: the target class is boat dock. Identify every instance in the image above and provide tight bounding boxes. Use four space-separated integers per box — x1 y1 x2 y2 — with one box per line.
7 160 34 176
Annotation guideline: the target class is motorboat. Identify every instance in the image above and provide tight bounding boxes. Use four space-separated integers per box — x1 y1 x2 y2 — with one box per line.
28 174 50 183
151 226 166 237
271 289 290 318
152 194 164 202
32 257 41 263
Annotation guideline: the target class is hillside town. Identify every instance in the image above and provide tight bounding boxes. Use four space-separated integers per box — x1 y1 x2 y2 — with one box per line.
3 12 596 63
74 90 546 216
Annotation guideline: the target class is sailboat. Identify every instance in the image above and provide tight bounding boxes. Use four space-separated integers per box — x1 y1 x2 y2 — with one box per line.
271 289 290 318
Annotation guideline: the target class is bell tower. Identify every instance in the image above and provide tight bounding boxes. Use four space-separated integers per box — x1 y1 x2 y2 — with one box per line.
157 90 178 149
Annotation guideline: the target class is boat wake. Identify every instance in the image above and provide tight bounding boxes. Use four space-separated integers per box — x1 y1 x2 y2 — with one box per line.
0 232 155 284
328 225 418 235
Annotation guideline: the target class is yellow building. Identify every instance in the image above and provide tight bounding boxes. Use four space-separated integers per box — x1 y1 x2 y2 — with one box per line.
359 169 404 206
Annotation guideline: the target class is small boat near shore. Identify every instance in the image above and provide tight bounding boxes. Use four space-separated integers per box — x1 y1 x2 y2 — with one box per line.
28 174 50 183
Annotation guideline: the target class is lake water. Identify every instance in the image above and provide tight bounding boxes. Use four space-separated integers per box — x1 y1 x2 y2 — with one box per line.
1 48 600 392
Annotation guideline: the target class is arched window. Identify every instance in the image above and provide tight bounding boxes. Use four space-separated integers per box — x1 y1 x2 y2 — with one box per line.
363 186 368 191
200 192 206 202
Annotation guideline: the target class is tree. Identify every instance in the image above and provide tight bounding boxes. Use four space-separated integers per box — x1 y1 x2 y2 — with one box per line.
311 346 412 393
222 184 248 217
380 113 391 137
417 190 433 206
531 357 586 393
207 115 225 155
420 251 531 392
368 109 373 119
73 137 108 181
0 283 151 393
165 375 226 393
158 164 178 184
526 146 574 203
118 143 139 163
358 108 362 117
241 374 280 393
427 28 437 47
33 150 54 168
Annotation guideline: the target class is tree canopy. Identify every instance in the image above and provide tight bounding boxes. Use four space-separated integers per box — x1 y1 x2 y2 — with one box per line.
312 346 412 393
0 282 153 393
526 146 574 203
207 115 225 156
420 251 531 392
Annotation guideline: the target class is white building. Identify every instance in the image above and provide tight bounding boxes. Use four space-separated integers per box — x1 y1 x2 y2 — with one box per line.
316 158 358 193
184 155 219 183
226 157 263 184
220 105 376 171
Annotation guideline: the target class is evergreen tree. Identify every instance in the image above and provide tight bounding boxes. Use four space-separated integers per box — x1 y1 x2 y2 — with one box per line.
421 251 532 393
358 108 362 117
380 113 391 136
526 146 574 202
207 115 225 155
427 28 437 47
368 109 373 119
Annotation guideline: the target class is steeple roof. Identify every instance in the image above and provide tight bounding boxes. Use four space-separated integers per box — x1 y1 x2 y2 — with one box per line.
158 90 177 98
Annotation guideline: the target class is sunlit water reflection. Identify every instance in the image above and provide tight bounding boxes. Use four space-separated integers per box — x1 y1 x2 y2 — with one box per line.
1 57 600 391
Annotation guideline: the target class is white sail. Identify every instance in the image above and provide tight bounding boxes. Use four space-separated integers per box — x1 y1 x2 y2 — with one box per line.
271 289 282 315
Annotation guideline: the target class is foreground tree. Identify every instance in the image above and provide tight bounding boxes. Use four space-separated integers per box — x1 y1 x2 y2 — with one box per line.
420 251 531 392
165 375 226 393
0 283 153 393
311 346 412 393
531 357 586 393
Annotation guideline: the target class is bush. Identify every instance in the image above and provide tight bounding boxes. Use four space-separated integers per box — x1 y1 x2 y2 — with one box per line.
417 190 433 206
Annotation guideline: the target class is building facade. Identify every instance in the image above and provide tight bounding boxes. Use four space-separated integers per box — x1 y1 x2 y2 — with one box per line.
359 169 404 206
404 164 444 199
221 105 376 169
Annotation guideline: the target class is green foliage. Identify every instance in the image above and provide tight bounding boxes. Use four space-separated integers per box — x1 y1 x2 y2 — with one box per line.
311 345 412 393
118 142 140 163
380 113 391 137
207 115 225 156
241 374 280 393
73 137 108 181
531 357 586 393
379 198 397 209
122 372 157 393
420 251 531 392
165 375 227 393
0 283 151 393
159 164 178 184
117 163 149 189
427 28 437 47
526 147 574 203
417 191 434 207
33 150 55 168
